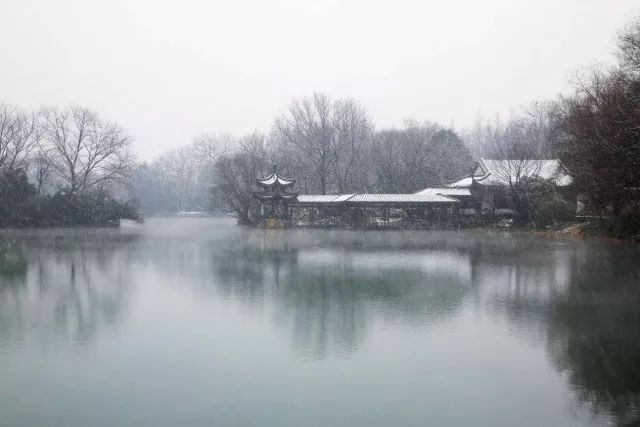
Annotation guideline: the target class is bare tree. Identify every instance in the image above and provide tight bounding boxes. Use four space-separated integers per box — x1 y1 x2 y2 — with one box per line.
131 136 230 215
212 133 269 223
40 106 134 193
462 101 561 161
155 146 200 211
461 114 504 158
372 120 472 192
274 93 335 194
371 128 403 192
472 100 568 221
192 132 236 166
32 151 51 197
0 104 40 172
560 62 640 227
517 101 563 158
488 143 547 223
618 18 640 75
332 99 373 192
273 93 375 194
372 123 432 193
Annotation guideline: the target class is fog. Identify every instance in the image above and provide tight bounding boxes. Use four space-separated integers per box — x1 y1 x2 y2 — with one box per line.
1 0 638 159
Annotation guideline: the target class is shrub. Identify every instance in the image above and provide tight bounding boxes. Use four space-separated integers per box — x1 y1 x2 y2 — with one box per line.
520 177 574 228
0 169 38 227
0 168 140 228
43 190 141 227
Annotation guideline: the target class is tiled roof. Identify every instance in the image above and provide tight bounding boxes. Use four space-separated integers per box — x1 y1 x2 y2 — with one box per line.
346 193 459 203
334 194 356 202
415 187 472 197
257 172 295 186
296 193 459 204
475 159 572 186
297 195 343 203
446 177 473 188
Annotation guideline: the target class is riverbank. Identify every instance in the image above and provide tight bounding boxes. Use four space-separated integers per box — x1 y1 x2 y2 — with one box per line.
253 216 640 243
530 221 640 243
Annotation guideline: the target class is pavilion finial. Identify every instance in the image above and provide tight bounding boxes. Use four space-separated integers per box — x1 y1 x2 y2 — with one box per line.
272 163 278 173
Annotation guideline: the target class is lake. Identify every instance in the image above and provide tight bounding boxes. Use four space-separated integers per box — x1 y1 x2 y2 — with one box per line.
0 217 638 426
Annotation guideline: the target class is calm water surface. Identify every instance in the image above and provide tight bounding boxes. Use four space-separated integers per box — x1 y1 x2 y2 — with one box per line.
0 217 639 426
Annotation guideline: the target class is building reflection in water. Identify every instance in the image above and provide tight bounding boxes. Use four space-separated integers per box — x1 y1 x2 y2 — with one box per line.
206 230 474 360
209 230 640 425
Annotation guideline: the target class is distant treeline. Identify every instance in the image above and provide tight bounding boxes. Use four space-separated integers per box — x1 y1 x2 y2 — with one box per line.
131 119 474 217
203 17 639 235
2 18 640 234
130 17 640 235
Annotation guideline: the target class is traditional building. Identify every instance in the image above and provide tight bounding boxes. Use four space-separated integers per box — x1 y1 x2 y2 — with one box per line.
255 158 575 228
414 187 475 215
469 159 573 214
295 192 460 226
254 164 298 222
414 159 574 215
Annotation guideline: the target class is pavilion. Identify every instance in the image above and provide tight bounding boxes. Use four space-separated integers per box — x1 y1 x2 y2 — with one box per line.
254 164 298 221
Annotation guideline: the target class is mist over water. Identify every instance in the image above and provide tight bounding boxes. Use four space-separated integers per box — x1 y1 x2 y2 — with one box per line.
0 217 638 426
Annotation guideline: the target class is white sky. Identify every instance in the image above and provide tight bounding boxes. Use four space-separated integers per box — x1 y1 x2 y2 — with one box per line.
1 0 638 160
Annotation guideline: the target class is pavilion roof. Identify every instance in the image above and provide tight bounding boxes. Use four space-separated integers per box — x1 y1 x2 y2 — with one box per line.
257 165 295 187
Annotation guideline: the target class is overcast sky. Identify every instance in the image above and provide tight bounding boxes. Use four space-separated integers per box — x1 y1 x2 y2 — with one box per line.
1 0 639 160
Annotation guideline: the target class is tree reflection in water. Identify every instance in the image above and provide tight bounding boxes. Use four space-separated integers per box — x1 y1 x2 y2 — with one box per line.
0 231 139 347
210 229 640 425
193 229 640 425
549 244 640 426
209 231 474 359
468 235 640 426
1 220 639 425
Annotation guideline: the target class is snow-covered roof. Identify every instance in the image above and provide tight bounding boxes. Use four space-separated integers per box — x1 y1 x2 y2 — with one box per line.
446 177 473 188
474 159 572 187
257 165 295 186
296 193 459 204
346 193 459 203
255 193 298 201
415 187 472 197
297 195 349 203
257 173 294 186
334 194 356 202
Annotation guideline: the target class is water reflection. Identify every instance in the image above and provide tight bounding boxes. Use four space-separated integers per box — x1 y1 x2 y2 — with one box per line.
0 231 139 347
210 240 470 358
0 219 639 426
548 244 640 426
466 235 640 426
208 230 640 424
